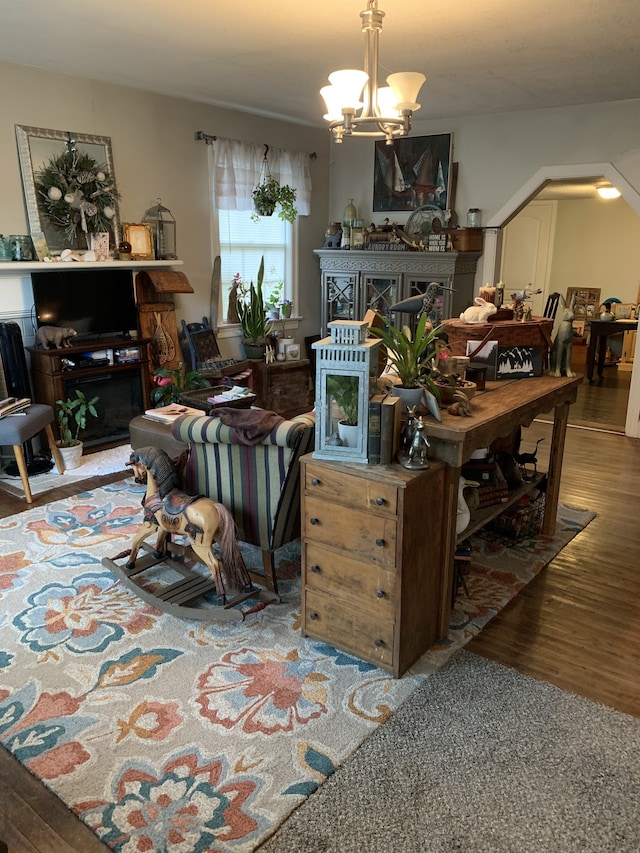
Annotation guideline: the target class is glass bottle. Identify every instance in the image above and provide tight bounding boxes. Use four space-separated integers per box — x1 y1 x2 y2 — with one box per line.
343 198 357 226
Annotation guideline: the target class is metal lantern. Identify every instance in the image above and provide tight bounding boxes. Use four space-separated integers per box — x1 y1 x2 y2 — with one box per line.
143 199 177 260
313 320 381 463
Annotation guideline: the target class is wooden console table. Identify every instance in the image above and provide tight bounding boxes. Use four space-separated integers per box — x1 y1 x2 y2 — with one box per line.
586 318 638 383
300 374 582 675
422 374 582 637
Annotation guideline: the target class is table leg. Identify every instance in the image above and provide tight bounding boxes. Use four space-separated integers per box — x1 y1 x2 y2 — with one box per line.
586 328 598 383
596 332 608 381
541 401 569 536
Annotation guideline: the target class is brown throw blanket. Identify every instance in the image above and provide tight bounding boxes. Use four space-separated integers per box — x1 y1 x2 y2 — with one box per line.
214 407 284 445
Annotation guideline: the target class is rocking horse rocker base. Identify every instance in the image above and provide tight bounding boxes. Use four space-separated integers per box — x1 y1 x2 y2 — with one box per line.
102 446 278 621
103 539 277 622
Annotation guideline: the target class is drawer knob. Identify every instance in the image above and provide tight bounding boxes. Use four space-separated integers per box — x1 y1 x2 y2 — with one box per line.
375 538 384 547
374 638 384 648
375 589 384 598
309 611 319 620
310 517 320 525
310 564 320 573
375 497 385 506
311 477 320 486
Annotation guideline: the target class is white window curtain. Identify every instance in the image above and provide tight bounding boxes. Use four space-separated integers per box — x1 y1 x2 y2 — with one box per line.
210 137 311 215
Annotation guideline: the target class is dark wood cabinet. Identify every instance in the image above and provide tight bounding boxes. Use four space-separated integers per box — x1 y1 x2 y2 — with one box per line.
28 339 152 449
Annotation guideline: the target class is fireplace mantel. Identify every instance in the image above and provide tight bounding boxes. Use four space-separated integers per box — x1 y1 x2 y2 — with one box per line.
0 259 183 275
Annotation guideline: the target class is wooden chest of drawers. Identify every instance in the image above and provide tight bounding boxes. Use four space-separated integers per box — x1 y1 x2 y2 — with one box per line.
300 454 446 677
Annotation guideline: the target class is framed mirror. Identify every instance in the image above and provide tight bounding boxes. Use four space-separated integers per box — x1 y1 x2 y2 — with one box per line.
15 125 122 254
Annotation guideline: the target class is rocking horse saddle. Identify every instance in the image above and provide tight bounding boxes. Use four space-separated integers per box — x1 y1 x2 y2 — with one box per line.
146 490 205 517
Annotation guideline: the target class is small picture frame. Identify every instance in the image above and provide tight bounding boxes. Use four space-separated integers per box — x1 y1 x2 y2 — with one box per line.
30 231 51 261
90 231 110 261
285 343 300 361
123 222 155 260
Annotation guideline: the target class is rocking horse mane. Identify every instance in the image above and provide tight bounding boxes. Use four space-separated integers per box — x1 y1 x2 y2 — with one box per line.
129 446 180 498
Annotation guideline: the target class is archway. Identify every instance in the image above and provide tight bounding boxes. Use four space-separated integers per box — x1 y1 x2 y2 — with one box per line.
479 163 640 438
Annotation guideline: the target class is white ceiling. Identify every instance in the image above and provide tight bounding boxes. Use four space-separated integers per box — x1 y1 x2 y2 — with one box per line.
2 0 640 129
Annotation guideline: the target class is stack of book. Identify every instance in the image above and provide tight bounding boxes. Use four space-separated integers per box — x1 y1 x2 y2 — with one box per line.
461 456 509 507
367 393 403 465
206 386 254 405
0 397 31 418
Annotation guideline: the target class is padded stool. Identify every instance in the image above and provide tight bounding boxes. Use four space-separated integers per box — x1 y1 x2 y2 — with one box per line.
129 415 189 458
0 404 65 503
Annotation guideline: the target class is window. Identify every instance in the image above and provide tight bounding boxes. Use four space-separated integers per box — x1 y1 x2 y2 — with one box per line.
218 210 296 322
208 137 310 326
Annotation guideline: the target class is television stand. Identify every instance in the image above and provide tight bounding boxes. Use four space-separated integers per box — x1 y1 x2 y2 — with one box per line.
28 338 152 449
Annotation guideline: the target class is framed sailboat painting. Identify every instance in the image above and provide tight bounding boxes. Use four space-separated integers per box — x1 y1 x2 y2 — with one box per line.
373 133 453 212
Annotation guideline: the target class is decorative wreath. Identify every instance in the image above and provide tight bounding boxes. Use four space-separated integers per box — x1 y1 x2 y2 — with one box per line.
35 149 120 243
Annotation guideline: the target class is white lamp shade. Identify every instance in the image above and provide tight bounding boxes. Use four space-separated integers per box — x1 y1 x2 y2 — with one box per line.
328 69 369 109
321 86 347 121
376 86 400 117
387 72 426 110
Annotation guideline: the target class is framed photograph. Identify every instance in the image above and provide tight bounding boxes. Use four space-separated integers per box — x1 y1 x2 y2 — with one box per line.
566 287 600 320
90 231 110 261
123 222 155 260
285 343 300 361
373 133 453 212
612 303 634 320
30 230 51 261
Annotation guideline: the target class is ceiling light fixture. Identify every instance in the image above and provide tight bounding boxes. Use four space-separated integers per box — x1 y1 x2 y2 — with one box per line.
596 186 621 199
320 0 425 145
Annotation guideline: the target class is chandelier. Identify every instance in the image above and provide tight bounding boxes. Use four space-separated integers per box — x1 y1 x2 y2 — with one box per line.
320 0 425 145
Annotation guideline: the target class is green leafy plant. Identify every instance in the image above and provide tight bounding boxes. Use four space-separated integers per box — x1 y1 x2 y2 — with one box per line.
326 374 360 426
264 279 284 312
151 366 208 407
56 390 99 447
236 256 274 344
369 311 443 399
251 177 298 224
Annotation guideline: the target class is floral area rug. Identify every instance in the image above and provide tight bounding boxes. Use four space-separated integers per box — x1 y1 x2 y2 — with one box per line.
0 478 595 851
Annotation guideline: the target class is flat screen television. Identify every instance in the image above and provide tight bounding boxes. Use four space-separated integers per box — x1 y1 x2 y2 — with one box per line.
31 269 139 341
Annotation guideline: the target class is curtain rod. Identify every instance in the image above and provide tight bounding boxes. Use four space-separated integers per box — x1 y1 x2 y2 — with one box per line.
195 131 317 160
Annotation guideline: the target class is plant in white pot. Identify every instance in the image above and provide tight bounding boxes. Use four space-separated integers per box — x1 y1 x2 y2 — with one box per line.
369 311 443 409
326 374 360 447
55 389 99 469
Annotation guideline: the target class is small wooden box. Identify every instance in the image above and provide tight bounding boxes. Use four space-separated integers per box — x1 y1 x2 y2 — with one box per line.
447 228 484 252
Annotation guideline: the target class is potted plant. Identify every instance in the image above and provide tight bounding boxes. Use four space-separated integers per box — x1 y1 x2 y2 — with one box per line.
251 178 298 224
369 311 443 406
326 374 360 446
55 389 100 469
236 256 274 358
151 366 209 407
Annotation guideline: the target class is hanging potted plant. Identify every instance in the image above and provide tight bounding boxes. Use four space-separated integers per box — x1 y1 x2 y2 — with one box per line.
236 256 274 359
55 389 100 469
251 147 298 224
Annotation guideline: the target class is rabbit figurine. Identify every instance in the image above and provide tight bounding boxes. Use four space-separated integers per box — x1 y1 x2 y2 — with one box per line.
460 297 498 324
548 295 576 377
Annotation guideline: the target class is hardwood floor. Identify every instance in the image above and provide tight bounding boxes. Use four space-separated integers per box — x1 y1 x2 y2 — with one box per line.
1 368 638 850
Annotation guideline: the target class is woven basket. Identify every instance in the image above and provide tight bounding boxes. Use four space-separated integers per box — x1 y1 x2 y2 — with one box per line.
443 318 554 363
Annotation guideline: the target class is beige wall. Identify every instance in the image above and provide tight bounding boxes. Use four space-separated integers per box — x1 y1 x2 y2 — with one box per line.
549 197 640 304
0 59 330 351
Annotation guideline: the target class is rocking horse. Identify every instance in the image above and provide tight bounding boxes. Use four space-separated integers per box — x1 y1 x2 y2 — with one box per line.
103 446 276 621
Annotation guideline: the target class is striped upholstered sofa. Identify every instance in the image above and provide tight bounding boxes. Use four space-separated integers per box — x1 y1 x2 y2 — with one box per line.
171 410 315 594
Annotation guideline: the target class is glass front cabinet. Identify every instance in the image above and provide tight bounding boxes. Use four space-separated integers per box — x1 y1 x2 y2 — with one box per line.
315 249 482 335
